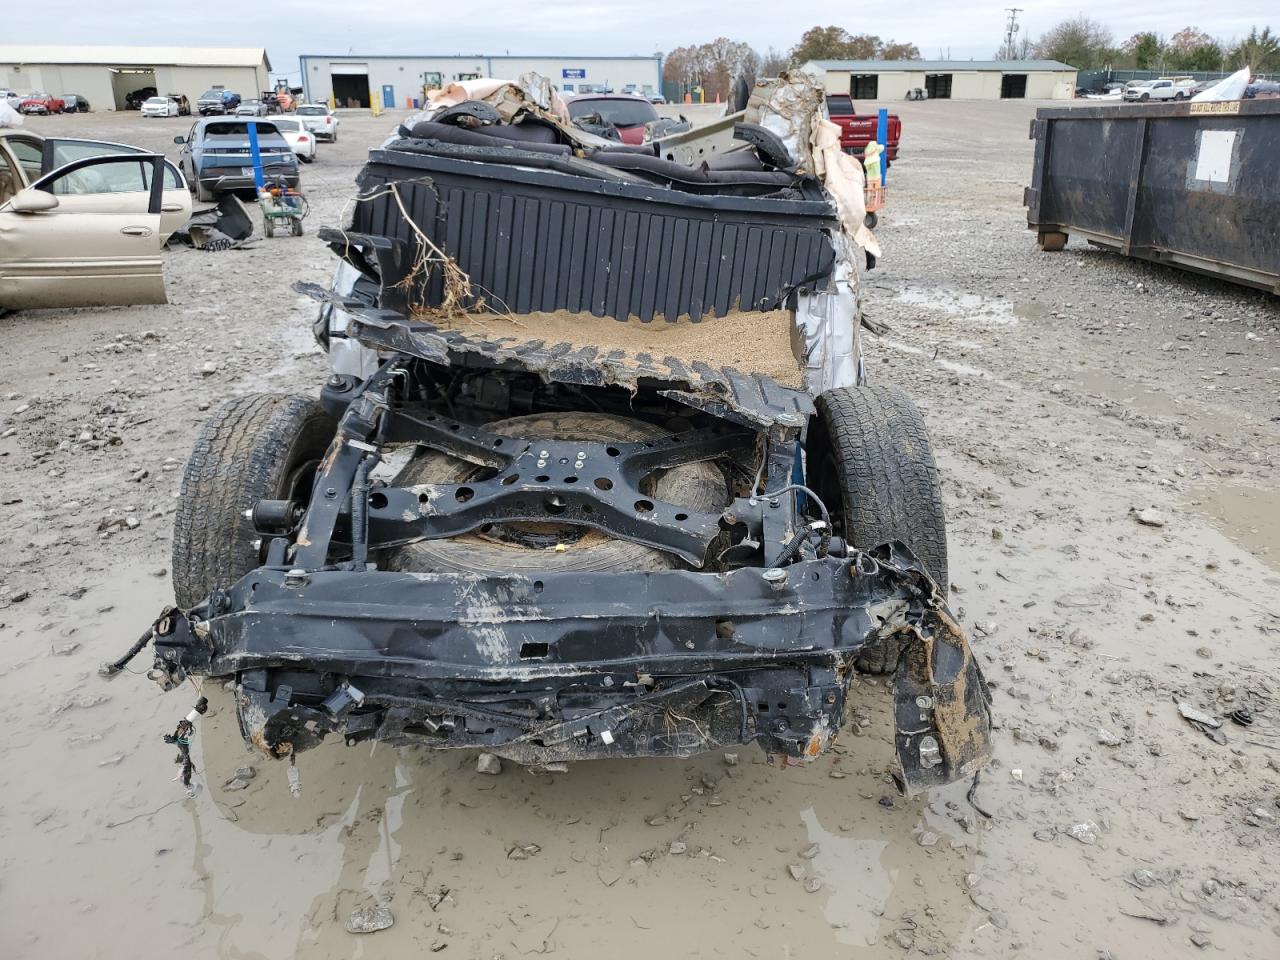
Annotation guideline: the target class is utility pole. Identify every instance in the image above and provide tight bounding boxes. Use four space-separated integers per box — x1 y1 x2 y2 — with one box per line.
1003 8 1024 60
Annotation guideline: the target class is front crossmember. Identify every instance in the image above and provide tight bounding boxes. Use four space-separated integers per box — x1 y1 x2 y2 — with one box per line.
145 544 992 794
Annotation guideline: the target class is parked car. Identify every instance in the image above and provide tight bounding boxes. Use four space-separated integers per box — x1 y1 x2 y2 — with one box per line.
141 96 181 118
235 99 269 117
174 117 299 202
1123 78 1195 102
0 129 191 310
642 85 666 104
296 103 339 141
19 93 65 115
135 77 992 795
197 88 241 116
60 94 90 113
1244 80 1280 99
125 87 158 110
1 90 22 111
166 94 191 116
825 94 902 164
566 93 661 145
269 116 315 163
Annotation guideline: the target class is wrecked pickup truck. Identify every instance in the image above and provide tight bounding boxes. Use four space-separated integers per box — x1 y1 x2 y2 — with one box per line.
119 75 991 795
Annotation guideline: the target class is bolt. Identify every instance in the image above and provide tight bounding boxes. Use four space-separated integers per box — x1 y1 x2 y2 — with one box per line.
915 696 934 710
536 460 546 468
284 568 309 587
603 676 614 687
762 568 788 591
324 487 337 499
577 451 586 459
574 460 584 469
918 735 942 769
825 692 837 704
539 450 549 458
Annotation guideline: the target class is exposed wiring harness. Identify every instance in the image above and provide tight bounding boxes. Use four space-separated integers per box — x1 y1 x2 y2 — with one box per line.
761 483 833 564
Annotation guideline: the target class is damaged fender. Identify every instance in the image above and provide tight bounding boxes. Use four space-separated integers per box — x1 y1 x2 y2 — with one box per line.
892 604 994 795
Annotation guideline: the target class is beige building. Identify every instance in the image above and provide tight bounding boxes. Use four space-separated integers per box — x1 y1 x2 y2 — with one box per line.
0 45 271 111
805 59 1078 101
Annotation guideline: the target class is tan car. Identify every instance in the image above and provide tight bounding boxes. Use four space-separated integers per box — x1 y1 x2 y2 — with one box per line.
0 130 192 310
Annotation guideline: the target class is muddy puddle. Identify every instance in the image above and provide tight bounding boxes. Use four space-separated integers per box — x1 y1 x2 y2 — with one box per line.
893 287 1025 327
4 495 1278 959
1185 482 1280 573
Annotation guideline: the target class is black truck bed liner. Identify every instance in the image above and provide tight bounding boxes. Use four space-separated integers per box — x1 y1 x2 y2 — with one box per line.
345 144 839 322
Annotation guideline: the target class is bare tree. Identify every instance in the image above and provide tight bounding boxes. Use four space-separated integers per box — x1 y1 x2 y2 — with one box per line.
759 45 789 78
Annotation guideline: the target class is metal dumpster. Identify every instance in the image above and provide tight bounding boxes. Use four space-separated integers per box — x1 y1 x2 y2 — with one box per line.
1024 98 1279 294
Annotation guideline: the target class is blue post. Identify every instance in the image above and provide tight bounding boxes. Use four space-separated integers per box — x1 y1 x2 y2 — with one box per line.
876 108 888 185
246 119 265 192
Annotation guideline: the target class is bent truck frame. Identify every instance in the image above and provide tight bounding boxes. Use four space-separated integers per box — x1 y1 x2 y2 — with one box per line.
116 74 992 796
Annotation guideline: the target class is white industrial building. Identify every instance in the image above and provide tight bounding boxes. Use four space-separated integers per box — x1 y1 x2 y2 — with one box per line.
804 59 1078 101
0 45 271 111
299 54 664 109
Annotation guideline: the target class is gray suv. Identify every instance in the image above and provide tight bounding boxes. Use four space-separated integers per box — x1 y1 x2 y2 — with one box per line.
174 118 298 202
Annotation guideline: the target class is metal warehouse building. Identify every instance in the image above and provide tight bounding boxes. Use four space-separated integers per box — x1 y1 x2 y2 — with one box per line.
299 54 663 109
0 45 270 111
805 59 1078 101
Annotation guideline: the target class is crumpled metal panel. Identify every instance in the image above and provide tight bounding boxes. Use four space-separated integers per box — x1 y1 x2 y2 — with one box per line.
296 283 814 429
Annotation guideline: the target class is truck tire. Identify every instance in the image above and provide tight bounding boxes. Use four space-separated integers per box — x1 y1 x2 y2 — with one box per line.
390 412 726 575
809 385 948 674
172 394 335 608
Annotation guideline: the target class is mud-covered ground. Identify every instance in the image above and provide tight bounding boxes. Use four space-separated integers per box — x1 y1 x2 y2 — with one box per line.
1 102 1277 959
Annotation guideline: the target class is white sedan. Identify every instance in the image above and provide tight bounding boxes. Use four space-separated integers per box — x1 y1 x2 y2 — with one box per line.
270 117 317 163
296 103 339 142
141 96 180 118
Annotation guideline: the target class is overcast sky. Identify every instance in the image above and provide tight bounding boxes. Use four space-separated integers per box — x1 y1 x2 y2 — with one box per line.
7 3 1269 80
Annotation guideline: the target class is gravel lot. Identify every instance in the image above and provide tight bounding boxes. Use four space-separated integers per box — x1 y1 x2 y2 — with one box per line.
1 101 1277 959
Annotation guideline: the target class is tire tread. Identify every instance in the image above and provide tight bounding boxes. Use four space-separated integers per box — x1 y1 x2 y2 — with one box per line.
172 394 331 607
814 384 948 673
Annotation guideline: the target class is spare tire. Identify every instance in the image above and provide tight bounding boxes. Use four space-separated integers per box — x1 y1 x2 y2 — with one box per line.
388 412 726 575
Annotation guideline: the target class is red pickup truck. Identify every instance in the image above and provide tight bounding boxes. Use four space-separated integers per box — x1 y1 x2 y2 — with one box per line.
825 94 901 165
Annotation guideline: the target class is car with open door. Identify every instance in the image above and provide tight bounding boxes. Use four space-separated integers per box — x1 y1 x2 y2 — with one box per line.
0 138 191 310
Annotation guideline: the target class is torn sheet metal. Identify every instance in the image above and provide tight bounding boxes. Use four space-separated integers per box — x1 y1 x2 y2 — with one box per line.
809 116 882 258
796 233 861 393
892 602 994 795
423 74 570 124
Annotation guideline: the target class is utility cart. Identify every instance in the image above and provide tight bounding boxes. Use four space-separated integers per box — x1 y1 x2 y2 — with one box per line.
258 178 307 237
